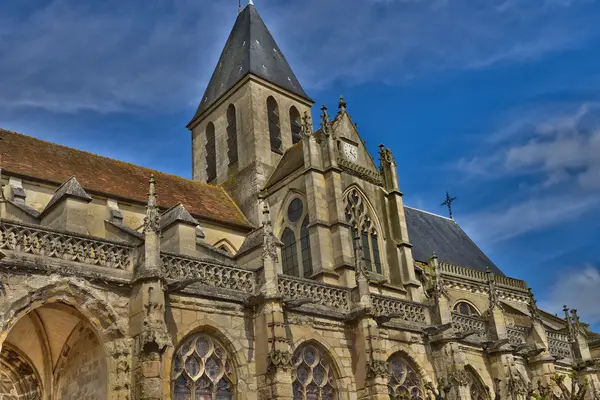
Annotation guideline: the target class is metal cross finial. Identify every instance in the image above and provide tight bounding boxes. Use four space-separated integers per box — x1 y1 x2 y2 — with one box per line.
441 190 457 220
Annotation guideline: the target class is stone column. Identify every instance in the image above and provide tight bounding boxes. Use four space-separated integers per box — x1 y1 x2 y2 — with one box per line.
255 203 294 400
130 176 171 400
105 338 135 400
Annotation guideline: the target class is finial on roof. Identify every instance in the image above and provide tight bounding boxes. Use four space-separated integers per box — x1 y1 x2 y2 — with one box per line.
440 190 457 220
148 174 157 207
301 111 313 138
144 174 160 234
338 95 347 113
238 0 242 13
320 105 329 131
249 0 254 5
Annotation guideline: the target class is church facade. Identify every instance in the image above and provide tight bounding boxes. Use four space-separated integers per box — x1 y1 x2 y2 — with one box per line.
0 3 599 400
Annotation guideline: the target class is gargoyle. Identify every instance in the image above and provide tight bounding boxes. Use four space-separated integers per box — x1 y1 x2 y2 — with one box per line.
283 298 316 309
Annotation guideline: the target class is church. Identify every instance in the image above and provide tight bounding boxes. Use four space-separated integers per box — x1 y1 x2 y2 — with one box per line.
0 2 599 399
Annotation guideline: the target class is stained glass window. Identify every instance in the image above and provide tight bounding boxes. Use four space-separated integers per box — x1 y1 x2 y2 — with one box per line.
267 96 282 153
205 122 217 182
344 188 384 275
226 104 238 166
288 199 303 222
172 334 234 400
387 353 424 400
300 217 313 278
466 366 489 400
290 106 302 144
454 302 479 316
282 228 299 276
292 344 337 400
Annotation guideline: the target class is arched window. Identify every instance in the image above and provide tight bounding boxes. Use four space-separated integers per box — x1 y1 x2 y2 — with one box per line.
290 106 302 144
172 333 235 400
280 197 314 278
465 366 489 400
227 104 238 165
292 343 337 400
300 217 312 278
281 228 299 276
387 353 424 400
453 302 479 317
267 96 282 153
344 188 383 274
205 122 217 182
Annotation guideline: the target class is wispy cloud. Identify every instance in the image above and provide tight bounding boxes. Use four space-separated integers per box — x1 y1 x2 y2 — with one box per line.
539 264 600 327
0 0 599 114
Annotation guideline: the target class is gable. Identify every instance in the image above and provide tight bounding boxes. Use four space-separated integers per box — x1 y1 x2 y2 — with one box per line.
330 112 380 175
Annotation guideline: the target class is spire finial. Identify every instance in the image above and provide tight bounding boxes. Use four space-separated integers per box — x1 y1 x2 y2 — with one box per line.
144 174 160 234
238 0 242 13
320 105 329 131
441 190 457 220
301 111 313 138
249 0 254 5
338 95 347 113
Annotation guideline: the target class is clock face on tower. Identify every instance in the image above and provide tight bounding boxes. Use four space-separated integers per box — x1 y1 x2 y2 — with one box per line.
343 142 358 162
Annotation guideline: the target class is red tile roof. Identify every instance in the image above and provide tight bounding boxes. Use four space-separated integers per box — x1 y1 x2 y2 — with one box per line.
0 129 252 229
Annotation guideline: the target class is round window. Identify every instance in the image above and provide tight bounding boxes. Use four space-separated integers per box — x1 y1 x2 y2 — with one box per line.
287 199 303 222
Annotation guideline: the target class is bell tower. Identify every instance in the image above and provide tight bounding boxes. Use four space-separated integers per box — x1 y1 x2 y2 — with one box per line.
187 2 313 225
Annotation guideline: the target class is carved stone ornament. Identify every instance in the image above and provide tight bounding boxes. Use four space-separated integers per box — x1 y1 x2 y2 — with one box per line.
449 368 470 386
143 175 161 234
301 111 313 138
366 359 389 379
261 202 281 262
486 269 502 311
527 288 541 321
320 105 331 138
267 349 293 372
105 339 133 400
378 144 394 166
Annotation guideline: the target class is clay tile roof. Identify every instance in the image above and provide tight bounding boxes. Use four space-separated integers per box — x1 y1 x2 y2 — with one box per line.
0 129 252 230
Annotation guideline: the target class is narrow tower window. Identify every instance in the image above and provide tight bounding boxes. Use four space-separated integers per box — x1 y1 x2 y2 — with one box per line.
300 217 313 278
226 104 238 165
281 228 299 276
267 96 282 153
205 122 217 182
290 106 302 144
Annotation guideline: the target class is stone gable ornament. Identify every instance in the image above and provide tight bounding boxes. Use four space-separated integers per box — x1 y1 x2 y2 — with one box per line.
338 95 347 113
143 175 161 234
301 110 313 138
261 201 281 262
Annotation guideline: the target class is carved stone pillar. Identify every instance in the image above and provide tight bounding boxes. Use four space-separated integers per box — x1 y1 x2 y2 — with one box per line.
255 202 294 400
130 176 171 400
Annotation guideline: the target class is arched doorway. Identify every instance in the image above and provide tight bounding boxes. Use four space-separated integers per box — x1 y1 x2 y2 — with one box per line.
0 302 108 400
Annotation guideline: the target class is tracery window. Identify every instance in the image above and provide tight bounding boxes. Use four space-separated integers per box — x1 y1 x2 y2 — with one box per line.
281 198 313 278
172 333 235 400
290 106 302 144
205 122 217 182
267 96 282 153
454 302 479 317
387 353 424 400
344 188 383 274
292 344 337 400
227 104 238 165
465 366 489 400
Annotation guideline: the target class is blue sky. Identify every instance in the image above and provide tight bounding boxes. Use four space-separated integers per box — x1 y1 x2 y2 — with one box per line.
1 0 599 329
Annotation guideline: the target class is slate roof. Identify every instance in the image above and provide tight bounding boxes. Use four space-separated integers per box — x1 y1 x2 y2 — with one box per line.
0 129 252 229
189 4 312 124
404 206 504 275
264 142 304 189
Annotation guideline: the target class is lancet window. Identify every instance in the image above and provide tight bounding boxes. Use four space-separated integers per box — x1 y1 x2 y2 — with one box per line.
292 343 337 400
344 188 383 274
227 104 238 165
205 122 217 182
280 198 313 278
465 366 489 400
172 333 235 400
387 353 424 400
267 96 282 153
290 106 302 144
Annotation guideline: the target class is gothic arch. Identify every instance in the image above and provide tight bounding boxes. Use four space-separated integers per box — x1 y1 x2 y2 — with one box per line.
167 321 252 398
465 365 490 400
384 346 432 383
289 106 302 144
214 238 237 255
226 104 238 166
386 349 427 400
291 340 343 400
342 185 386 241
452 300 482 316
0 277 126 349
274 189 308 236
205 122 217 182
267 96 282 153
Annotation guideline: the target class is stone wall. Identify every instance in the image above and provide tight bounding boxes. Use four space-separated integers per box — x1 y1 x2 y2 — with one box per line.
54 324 107 400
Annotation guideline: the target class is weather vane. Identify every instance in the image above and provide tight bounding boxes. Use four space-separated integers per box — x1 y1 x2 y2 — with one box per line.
441 190 457 220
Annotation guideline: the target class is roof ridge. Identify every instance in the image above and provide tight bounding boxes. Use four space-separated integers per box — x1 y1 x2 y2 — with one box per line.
0 128 221 191
404 205 454 221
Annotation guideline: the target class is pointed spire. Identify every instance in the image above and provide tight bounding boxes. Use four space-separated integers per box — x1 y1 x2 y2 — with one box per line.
144 175 161 234
249 0 254 4
338 95 347 113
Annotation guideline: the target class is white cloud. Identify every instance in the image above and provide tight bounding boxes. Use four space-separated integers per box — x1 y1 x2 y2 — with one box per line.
0 0 599 114
539 265 600 326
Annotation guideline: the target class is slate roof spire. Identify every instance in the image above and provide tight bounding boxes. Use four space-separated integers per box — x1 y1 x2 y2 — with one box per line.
189 2 311 125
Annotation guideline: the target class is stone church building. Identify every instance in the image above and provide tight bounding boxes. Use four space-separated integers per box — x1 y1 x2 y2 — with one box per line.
0 2 599 400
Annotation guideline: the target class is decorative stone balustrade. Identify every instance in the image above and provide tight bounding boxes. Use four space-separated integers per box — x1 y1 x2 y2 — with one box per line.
278 275 351 312
161 252 256 294
451 312 488 339
0 219 134 270
371 294 428 325
506 325 529 345
439 262 528 292
547 331 573 360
